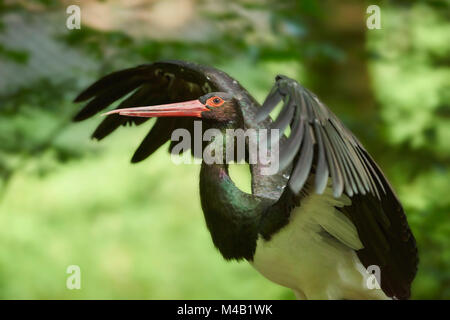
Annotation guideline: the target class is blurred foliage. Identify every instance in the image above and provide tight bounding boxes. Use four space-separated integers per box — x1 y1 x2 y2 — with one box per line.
0 0 449 299
367 2 450 299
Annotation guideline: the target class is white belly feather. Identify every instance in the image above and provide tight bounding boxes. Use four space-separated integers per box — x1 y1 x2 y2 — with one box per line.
251 185 389 300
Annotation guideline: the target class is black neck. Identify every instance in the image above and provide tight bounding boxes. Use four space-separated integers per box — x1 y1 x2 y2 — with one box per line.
199 161 268 260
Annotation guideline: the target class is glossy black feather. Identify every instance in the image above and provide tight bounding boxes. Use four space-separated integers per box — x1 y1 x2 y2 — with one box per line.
91 84 156 140
74 66 149 102
131 118 176 163
340 164 418 300
74 78 144 121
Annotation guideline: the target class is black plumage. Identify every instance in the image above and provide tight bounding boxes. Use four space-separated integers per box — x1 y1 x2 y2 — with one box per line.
74 60 418 299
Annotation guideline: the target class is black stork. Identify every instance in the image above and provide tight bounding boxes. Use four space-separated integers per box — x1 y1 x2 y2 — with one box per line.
74 60 418 300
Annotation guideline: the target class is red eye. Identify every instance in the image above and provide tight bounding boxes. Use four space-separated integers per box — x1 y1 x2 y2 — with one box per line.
207 96 224 107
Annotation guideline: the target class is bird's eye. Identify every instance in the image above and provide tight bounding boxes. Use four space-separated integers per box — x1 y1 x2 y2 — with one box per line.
207 96 225 107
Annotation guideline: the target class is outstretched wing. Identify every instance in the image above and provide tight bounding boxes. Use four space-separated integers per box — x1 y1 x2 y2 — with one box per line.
74 60 256 162
74 60 288 198
256 75 385 199
257 75 418 299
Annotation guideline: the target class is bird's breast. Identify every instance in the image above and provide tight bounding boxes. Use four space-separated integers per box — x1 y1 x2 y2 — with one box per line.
251 186 389 300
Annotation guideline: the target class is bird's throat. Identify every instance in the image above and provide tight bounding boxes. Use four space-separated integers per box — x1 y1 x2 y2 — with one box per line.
199 161 267 261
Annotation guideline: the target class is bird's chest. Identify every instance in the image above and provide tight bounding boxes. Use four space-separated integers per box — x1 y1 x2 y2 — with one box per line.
251 205 339 292
250 190 371 299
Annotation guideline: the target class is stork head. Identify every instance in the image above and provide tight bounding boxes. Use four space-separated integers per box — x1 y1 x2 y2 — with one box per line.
104 92 240 125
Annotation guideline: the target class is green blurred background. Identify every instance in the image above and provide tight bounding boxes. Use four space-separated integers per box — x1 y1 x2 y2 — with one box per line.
0 0 448 299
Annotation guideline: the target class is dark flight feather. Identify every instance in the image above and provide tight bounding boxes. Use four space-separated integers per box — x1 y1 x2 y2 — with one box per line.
313 121 329 194
74 77 145 121
256 75 384 199
91 84 157 140
258 75 418 299
255 85 283 122
131 118 176 163
74 66 150 102
74 60 263 163
73 61 224 162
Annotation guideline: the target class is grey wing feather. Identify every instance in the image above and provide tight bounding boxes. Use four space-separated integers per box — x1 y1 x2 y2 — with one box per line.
257 75 418 299
256 75 384 199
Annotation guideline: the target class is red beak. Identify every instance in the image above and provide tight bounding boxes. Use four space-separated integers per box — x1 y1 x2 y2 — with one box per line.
103 99 208 118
